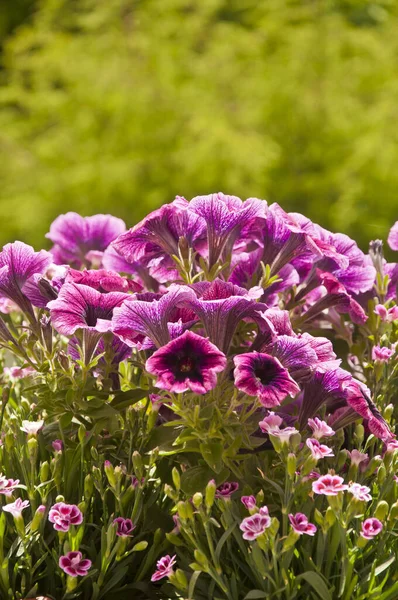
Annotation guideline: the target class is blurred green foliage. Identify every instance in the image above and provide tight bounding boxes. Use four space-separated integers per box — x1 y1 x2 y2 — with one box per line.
0 0 398 252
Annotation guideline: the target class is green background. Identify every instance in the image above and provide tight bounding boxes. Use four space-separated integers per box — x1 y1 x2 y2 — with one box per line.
1 0 397 254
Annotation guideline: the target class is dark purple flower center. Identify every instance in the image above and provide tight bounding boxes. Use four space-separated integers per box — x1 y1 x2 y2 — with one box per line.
84 305 113 327
254 359 280 386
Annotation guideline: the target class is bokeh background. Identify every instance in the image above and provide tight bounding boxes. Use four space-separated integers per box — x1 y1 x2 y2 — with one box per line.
1 0 397 253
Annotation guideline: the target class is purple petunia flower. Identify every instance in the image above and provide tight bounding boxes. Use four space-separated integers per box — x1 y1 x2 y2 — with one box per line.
306 438 334 460
233 352 300 408
48 502 83 532
151 554 177 582
145 330 227 394
59 551 92 577
48 283 129 336
188 192 266 267
66 268 142 294
312 474 348 496
112 285 196 349
239 511 271 541
360 518 383 539
288 513 317 536
0 242 53 314
215 482 239 499
388 221 398 251
113 517 136 537
46 212 126 268
3 498 30 518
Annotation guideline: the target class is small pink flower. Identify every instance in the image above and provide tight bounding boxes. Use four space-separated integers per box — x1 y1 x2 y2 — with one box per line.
59 551 92 577
240 511 271 540
0 474 19 496
241 495 256 510
288 513 317 536
312 474 348 496
151 554 176 582
348 449 369 468
386 439 398 454
259 417 299 445
308 418 335 440
20 420 44 436
216 482 239 499
372 346 394 362
348 483 372 502
3 498 30 518
306 438 334 460
52 439 63 452
4 366 35 379
374 304 398 322
259 412 283 429
48 502 83 532
113 517 135 537
360 518 383 539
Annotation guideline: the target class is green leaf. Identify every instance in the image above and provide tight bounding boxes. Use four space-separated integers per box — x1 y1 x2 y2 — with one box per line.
244 592 268 599
181 465 230 495
296 572 332 600
110 388 149 411
200 440 224 473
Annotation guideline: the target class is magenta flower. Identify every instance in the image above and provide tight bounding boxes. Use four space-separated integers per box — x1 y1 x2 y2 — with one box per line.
0 242 52 313
388 221 398 251
215 482 239 499
113 517 136 537
4 366 35 380
66 268 141 294
288 513 317 536
48 283 129 336
146 330 226 394
348 483 372 502
360 518 383 539
52 439 63 452
48 502 83 532
233 353 300 408
240 512 271 541
372 345 394 362
241 496 257 510
306 438 334 460
312 474 348 496
46 212 126 268
374 304 398 322
307 418 335 439
0 475 20 496
3 498 30 518
151 554 177 582
59 551 92 577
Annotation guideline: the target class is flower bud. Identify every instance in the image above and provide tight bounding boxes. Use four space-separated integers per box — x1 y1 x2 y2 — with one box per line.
325 506 336 528
172 468 181 491
377 464 387 485
132 540 148 552
354 424 365 445
374 500 389 521
77 424 86 444
192 492 203 509
389 501 398 521
287 453 297 479
282 529 300 552
301 455 317 476
104 460 116 487
384 404 394 421
166 532 184 546
366 455 382 476
27 437 38 463
132 451 143 480
194 549 209 570
177 501 194 521
84 474 94 500
31 505 46 533
164 484 178 501
205 479 216 510
175 568 188 588
91 446 99 461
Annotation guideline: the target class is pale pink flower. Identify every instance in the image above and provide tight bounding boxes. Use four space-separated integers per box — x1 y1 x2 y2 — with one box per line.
4 366 35 380
312 474 348 496
374 304 398 322
151 555 176 582
241 495 256 510
0 474 19 496
360 518 383 539
259 412 283 430
348 483 372 502
20 420 44 436
3 498 30 518
306 438 334 460
308 418 335 440
288 513 317 536
240 512 271 540
372 345 394 362
259 418 299 445
349 449 369 468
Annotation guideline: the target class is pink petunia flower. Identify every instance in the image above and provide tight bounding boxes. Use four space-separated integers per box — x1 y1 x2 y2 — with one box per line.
360 518 383 539
48 502 83 532
348 483 372 502
288 513 317 536
151 554 177 582
240 511 271 541
308 417 335 440
59 551 92 577
312 474 348 496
